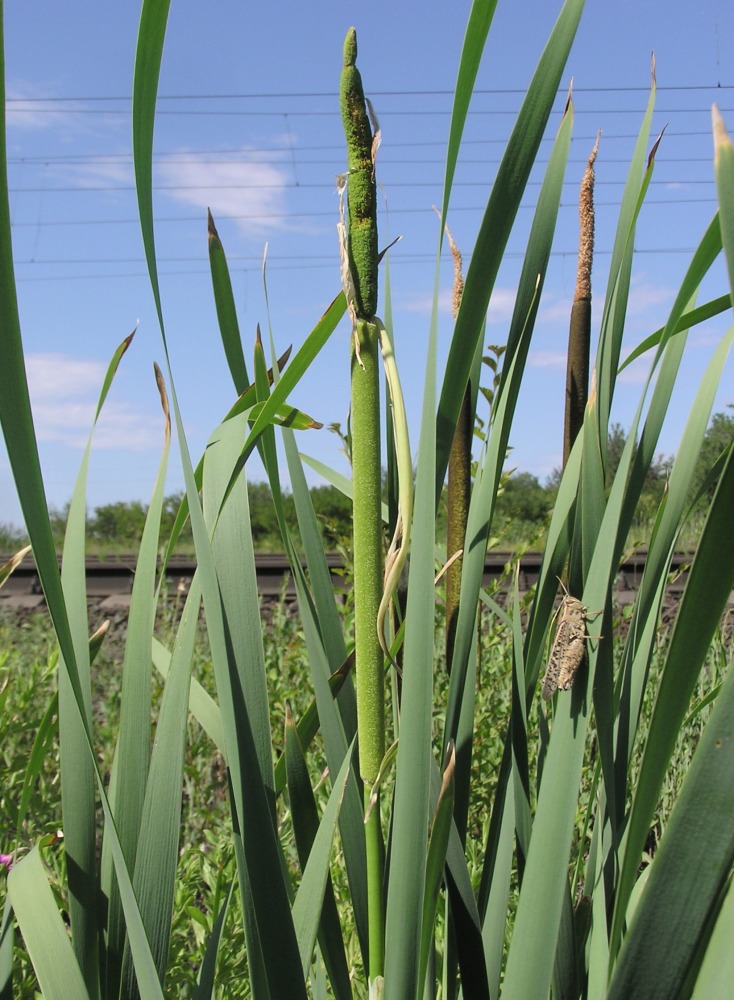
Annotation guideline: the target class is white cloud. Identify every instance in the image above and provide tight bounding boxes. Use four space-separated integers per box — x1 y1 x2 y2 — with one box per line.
538 296 572 324
487 288 516 324
5 85 123 138
400 288 453 315
626 280 674 317
156 151 290 236
24 353 160 451
528 350 567 369
399 285 516 321
5 86 69 132
64 157 133 189
617 354 651 385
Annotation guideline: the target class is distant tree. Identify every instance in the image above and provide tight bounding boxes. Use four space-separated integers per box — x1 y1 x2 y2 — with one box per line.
0 522 26 551
546 422 670 498
247 481 282 547
691 406 734 497
310 484 353 541
90 501 147 546
496 471 552 524
48 504 69 548
160 492 193 545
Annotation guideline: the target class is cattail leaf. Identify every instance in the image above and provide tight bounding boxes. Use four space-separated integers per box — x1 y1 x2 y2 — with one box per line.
208 209 250 394
8 846 90 999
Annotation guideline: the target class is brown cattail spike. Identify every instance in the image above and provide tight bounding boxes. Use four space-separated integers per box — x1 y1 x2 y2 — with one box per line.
563 132 600 467
444 222 470 674
575 131 600 302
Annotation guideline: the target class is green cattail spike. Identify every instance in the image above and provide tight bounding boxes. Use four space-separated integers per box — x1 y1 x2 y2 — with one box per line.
340 27 378 320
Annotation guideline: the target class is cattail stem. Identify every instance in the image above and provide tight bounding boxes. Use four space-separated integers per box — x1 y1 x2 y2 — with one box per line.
341 29 385 982
351 320 384 785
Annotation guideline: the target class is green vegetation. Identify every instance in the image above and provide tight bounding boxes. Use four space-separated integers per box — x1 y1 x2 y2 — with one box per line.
1 1 734 998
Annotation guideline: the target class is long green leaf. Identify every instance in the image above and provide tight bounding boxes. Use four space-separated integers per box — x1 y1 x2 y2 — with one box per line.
208 209 250 393
132 0 304 993
382 196 439 1000
0 894 13 1000
618 286 726 371
290 737 356 988
106 365 171 995
285 708 352 1000
439 0 499 227
714 106 734 299
594 68 657 433
122 575 201 994
444 95 573 743
419 746 456 993
435 0 584 496
606 643 734 999
691 874 734 999
610 348 734 966
57 331 135 997
8 846 90 999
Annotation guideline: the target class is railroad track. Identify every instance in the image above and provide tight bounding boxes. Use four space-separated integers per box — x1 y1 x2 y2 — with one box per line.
0 549 697 613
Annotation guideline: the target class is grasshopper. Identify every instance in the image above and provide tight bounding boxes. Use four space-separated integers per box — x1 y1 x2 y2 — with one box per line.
541 586 601 701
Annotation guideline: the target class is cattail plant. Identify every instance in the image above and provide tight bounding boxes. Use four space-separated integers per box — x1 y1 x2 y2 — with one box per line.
3 2 734 998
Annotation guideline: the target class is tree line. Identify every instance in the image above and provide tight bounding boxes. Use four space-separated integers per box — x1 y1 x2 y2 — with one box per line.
1 410 731 554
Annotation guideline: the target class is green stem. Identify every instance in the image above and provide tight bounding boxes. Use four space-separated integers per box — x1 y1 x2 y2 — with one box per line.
351 320 384 785
352 319 384 981
364 786 385 979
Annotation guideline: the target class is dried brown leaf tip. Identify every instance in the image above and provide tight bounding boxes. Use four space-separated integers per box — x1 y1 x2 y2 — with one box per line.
647 125 667 171
153 361 170 431
575 131 600 302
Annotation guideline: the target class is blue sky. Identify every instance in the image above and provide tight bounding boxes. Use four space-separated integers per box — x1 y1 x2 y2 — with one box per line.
2 0 733 528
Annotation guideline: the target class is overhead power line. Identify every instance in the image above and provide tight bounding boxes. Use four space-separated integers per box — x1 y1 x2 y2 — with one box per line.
6 83 734 103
